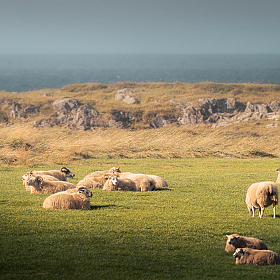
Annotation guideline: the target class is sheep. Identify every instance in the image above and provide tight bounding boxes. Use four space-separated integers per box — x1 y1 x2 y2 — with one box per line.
244 181 278 218
118 172 156 191
77 167 121 189
103 173 137 191
233 248 280 265
147 175 168 188
225 234 268 252
22 171 59 191
26 175 75 194
43 186 92 210
29 167 75 181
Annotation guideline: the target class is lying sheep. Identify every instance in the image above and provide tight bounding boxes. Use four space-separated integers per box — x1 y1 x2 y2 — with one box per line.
30 167 75 181
244 180 278 218
225 234 267 252
26 175 75 194
103 173 137 191
147 175 168 188
118 172 156 191
43 186 92 210
233 248 280 265
22 171 59 191
77 167 121 189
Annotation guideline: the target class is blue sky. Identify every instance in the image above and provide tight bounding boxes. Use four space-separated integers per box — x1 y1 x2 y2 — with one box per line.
1 0 280 54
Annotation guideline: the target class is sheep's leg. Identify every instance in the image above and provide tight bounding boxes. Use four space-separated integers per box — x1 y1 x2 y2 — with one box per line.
259 207 264 218
251 206 255 217
273 202 276 218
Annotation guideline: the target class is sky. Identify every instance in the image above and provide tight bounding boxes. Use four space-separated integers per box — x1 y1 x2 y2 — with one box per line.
1 0 280 55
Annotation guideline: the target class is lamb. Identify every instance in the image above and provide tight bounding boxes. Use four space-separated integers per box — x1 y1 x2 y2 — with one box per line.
244 180 278 218
225 234 267 252
26 175 75 194
77 167 121 189
43 186 92 210
118 172 156 191
22 171 59 191
29 167 75 181
233 248 280 265
103 173 137 191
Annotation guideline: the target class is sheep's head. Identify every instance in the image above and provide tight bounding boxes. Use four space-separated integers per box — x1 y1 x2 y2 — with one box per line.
226 234 239 245
109 167 121 173
233 248 244 259
77 186 92 197
61 167 75 179
21 171 31 181
26 176 44 189
105 173 118 186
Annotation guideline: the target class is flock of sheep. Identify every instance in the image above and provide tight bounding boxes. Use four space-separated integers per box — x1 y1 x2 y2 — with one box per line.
21 166 169 210
21 166 280 265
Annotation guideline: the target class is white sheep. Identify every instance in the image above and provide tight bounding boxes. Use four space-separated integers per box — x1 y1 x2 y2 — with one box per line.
244 180 278 218
233 248 280 265
225 234 268 252
118 172 156 191
30 167 75 181
103 173 137 191
43 186 92 210
26 175 75 194
77 167 121 189
22 171 59 191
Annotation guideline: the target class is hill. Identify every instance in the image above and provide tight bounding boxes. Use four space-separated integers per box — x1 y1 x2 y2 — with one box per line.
1 82 280 165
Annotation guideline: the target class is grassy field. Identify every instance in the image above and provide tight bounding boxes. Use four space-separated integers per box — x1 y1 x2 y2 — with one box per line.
1 158 280 279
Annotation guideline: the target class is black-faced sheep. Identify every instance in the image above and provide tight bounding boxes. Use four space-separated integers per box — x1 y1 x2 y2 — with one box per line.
244 181 278 218
233 248 280 265
43 186 92 210
30 167 75 181
77 167 121 189
225 234 268 252
118 172 156 191
103 173 137 191
22 171 60 191
26 175 75 194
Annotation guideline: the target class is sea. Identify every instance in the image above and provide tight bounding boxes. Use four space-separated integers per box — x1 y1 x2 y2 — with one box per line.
0 54 280 92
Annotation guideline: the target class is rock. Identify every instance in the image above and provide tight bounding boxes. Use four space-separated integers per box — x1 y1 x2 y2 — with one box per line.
115 88 140 104
24 106 40 115
10 102 22 118
178 106 204 126
53 98 99 130
268 101 280 112
150 115 170 128
265 123 277 128
34 119 55 128
107 119 123 129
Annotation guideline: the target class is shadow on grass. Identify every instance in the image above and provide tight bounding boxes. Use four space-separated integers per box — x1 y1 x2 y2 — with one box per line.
156 187 172 191
90 205 116 210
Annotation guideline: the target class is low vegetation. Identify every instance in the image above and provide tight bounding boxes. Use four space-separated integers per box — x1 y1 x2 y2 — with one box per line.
1 158 280 279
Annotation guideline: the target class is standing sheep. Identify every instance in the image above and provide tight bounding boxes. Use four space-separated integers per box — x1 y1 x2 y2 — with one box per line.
30 167 75 181
244 181 278 218
43 186 92 210
103 173 137 191
26 175 75 194
233 248 280 265
225 234 267 252
118 172 156 191
77 167 121 189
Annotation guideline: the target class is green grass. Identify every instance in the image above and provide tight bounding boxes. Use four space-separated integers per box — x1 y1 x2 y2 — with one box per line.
1 158 280 279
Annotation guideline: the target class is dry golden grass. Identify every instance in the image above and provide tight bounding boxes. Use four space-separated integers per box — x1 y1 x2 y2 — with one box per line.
1 119 279 166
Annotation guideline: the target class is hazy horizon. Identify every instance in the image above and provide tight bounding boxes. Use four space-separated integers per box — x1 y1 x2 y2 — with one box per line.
1 0 280 55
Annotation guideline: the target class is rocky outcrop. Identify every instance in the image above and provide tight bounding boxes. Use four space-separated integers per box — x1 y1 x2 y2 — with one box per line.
150 115 170 128
52 98 99 130
115 88 140 104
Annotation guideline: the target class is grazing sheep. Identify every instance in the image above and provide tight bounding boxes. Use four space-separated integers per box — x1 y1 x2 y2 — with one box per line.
30 167 75 181
103 173 137 191
118 172 156 191
22 171 59 191
233 248 280 265
225 234 267 252
43 186 92 210
244 181 278 218
77 167 121 189
26 175 75 194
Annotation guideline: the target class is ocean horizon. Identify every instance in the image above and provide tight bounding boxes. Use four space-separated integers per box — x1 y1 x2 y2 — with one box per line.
0 54 280 92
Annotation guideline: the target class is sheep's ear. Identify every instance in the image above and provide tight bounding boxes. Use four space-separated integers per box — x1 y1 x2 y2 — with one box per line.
77 186 85 193
243 201 246 204
276 168 280 172
37 176 43 183
61 167 68 172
